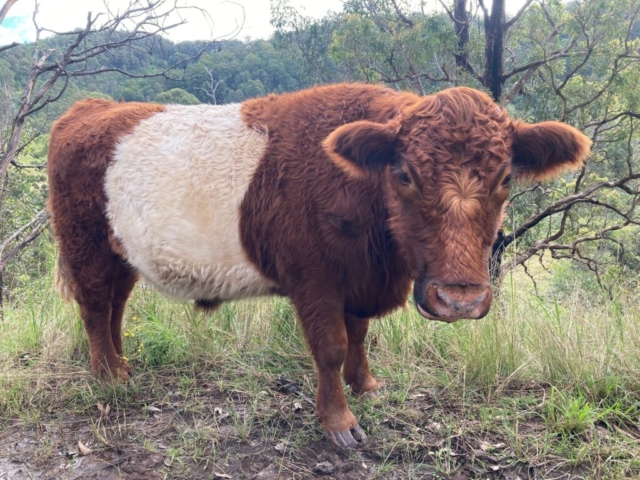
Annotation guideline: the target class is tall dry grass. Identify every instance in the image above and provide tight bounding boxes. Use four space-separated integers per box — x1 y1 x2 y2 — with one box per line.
2 264 640 413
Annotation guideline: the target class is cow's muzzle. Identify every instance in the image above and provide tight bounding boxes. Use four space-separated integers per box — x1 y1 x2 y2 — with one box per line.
415 281 492 322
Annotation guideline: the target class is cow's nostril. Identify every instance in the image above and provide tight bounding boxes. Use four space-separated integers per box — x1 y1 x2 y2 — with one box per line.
436 289 456 309
466 291 486 309
437 286 486 309
419 282 492 321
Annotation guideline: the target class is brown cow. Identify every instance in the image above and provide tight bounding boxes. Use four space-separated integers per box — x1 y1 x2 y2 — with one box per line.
47 83 590 448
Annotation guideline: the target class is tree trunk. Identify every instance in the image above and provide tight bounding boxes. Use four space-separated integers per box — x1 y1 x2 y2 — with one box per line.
484 0 505 101
453 0 473 74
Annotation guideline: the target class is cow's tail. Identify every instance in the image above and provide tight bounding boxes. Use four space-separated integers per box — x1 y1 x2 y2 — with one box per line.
54 252 74 303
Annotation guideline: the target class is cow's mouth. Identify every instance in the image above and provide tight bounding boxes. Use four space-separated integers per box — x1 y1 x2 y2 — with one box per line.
415 302 460 323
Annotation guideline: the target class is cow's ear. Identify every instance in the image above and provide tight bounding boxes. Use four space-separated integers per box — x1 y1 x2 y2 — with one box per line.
511 120 591 181
323 119 400 177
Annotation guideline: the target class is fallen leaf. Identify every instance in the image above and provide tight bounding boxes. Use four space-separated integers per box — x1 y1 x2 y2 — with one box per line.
480 441 506 452
96 403 111 420
77 441 92 456
293 402 302 412
214 407 230 420
145 405 162 413
275 441 288 452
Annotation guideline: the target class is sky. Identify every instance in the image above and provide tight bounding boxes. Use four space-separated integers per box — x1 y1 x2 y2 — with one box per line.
0 0 347 45
0 0 527 45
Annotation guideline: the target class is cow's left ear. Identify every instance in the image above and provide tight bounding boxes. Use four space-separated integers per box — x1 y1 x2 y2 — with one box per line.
511 121 591 181
323 119 400 177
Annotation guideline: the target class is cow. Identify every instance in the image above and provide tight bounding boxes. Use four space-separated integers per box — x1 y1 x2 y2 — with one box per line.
47 83 590 448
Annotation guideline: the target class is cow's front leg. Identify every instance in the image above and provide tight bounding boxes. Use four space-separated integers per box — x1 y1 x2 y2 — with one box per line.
343 316 381 397
292 295 367 448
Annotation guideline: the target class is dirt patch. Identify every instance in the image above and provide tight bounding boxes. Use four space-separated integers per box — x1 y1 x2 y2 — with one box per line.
0 373 633 479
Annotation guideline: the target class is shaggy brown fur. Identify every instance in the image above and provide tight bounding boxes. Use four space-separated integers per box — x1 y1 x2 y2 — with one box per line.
48 83 590 448
48 99 165 380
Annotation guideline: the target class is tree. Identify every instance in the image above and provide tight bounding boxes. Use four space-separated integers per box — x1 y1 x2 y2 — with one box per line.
155 87 200 104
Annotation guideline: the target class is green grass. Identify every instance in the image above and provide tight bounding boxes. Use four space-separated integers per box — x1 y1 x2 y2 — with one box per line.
2 266 640 478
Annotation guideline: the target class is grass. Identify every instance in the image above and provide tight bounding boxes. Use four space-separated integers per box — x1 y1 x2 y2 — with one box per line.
2 264 640 478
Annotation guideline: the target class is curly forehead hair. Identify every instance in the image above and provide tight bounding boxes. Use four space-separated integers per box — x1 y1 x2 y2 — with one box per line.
400 87 512 171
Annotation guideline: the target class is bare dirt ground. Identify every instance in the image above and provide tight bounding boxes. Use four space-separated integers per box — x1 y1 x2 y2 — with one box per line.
1 368 617 480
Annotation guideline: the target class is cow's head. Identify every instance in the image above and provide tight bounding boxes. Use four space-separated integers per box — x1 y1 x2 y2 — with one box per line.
323 87 590 322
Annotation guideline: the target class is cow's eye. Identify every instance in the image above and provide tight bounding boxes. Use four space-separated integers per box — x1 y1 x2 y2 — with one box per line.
399 171 412 185
501 174 512 188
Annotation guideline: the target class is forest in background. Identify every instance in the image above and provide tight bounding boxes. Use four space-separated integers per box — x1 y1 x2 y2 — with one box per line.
1 0 640 305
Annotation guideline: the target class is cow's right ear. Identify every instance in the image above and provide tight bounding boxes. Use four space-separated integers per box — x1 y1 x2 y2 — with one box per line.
323 119 400 177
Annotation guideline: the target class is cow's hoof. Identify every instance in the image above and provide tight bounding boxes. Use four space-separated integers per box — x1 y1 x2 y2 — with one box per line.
354 379 385 399
362 389 380 399
94 364 130 383
119 357 133 373
106 367 130 383
116 368 131 382
326 424 367 448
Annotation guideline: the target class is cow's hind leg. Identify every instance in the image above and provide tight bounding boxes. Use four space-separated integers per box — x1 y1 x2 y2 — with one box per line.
74 277 128 381
343 316 381 397
110 261 138 373
61 241 130 382
291 293 367 449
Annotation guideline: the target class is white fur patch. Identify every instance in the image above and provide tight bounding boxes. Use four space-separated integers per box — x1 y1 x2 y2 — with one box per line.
105 103 276 301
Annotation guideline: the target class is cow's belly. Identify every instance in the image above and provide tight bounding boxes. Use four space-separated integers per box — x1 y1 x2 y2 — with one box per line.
104 103 276 300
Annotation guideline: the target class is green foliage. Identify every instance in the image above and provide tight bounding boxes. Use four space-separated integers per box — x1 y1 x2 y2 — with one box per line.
1 133 50 300
331 4 457 91
544 387 601 438
155 88 200 105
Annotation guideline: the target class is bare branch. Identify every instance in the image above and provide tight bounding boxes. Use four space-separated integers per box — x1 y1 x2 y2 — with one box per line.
0 42 19 53
501 47 577 81
504 0 535 30
390 0 414 27
0 0 19 25
0 209 50 268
